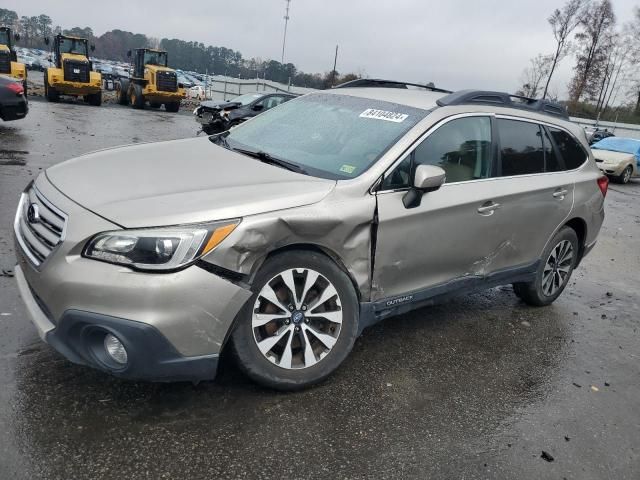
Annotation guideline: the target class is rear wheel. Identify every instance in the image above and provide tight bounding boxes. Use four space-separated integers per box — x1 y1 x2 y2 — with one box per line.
514 227 579 306
116 79 129 105
231 251 359 390
129 84 145 109
165 101 180 113
149 102 161 109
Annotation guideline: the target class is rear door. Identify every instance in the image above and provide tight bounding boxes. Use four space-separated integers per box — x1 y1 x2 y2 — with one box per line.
487 117 574 272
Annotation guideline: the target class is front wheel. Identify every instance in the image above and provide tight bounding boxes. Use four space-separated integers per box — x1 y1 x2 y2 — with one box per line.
165 101 180 113
129 84 145 109
514 226 579 306
87 91 102 106
616 165 633 184
231 251 359 390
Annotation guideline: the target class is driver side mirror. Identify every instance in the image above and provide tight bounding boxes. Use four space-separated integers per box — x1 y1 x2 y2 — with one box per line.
252 103 264 111
14 33 20 41
44 37 50 46
126 50 132 58
402 164 446 209
90 44 96 52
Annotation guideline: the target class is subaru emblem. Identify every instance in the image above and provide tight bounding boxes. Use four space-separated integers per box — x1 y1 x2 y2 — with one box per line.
27 203 40 224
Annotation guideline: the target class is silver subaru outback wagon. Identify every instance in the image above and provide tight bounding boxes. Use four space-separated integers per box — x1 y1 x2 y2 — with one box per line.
14 80 607 390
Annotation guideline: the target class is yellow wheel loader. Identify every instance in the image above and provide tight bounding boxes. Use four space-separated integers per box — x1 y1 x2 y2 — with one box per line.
43 34 102 105
115 48 185 112
0 27 27 94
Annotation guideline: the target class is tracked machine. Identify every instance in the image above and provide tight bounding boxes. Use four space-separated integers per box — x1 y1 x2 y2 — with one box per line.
0 27 27 93
116 48 185 112
44 34 102 105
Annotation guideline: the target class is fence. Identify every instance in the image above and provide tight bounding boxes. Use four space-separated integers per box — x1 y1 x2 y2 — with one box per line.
201 75 317 101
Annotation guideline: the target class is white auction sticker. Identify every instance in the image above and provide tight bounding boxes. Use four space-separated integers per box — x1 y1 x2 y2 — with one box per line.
359 108 408 123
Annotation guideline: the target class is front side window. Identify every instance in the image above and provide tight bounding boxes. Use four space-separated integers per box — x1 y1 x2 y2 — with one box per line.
549 128 588 170
224 93 428 180
498 119 544 176
382 116 493 189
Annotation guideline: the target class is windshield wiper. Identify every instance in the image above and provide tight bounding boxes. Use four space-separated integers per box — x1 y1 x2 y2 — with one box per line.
229 147 307 175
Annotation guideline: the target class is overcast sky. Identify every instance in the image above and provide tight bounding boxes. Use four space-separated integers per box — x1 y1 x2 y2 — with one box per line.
6 0 639 96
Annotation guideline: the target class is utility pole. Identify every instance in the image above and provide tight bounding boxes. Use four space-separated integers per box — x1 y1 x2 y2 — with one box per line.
281 0 291 65
331 44 339 87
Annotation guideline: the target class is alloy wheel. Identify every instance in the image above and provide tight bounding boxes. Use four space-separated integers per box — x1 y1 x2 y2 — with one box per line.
623 166 632 184
542 240 574 296
252 268 343 370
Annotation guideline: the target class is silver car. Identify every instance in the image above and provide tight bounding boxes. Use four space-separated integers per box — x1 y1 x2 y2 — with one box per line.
14 81 607 390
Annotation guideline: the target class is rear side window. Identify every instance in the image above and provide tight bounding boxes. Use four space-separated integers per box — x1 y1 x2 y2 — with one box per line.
498 119 544 176
549 128 588 170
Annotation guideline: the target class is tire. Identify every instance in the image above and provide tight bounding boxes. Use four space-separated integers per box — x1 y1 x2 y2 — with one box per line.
231 250 360 390
44 69 59 102
87 91 102 106
165 101 180 113
22 80 27 97
616 165 633 184
513 226 579 307
116 79 129 105
149 102 161 109
129 83 145 109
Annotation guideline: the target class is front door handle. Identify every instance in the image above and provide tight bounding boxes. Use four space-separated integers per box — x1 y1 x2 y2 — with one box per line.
477 202 501 215
553 189 568 199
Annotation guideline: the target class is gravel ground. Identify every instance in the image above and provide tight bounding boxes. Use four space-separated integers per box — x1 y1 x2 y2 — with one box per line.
0 100 638 479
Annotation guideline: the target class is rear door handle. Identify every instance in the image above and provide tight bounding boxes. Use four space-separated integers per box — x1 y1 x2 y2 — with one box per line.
553 189 568 199
477 202 501 215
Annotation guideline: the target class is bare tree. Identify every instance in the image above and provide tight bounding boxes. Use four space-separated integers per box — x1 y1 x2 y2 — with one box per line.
516 54 553 98
568 0 616 104
543 0 586 98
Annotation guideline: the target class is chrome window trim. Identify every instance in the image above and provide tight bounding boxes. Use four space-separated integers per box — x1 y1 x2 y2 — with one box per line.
375 112 589 194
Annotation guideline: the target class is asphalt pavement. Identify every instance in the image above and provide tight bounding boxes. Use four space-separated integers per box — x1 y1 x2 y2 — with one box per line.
0 100 638 479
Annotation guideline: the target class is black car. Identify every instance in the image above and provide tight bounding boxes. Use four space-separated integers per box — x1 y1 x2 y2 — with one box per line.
194 92 296 134
0 75 28 121
588 129 615 145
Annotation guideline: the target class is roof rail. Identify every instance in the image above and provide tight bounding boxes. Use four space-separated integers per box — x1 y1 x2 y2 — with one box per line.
436 90 569 119
334 78 453 94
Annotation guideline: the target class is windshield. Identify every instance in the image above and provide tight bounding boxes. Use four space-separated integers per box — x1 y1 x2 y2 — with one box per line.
143 50 167 67
0 31 9 46
231 93 264 106
223 93 427 179
592 138 640 157
59 37 88 56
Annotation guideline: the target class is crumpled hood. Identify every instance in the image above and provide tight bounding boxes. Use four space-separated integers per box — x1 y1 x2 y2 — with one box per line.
199 100 241 111
45 137 335 228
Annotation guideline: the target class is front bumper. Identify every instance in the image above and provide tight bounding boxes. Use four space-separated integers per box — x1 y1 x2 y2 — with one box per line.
14 174 252 381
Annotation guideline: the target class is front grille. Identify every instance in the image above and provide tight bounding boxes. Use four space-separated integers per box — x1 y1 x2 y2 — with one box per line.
14 186 67 267
0 51 11 74
63 60 90 83
156 70 177 92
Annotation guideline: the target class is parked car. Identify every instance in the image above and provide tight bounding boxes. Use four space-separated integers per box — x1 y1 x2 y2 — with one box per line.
188 85 206 101
194 92 296 134
587 128 614 145
13 80 606 390
0 75 28 121
591 137 640 184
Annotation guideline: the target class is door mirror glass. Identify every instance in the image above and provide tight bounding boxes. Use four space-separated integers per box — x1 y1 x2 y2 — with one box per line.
252 103 264 111
413 164 446 191
126 50 132 58
14 33 20 41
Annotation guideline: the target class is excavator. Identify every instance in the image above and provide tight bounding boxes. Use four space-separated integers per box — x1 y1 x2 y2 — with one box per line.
0 27 27 93
116 48 185 112
44 34 102 105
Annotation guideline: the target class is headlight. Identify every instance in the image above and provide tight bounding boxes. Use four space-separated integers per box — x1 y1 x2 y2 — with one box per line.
83 220 239 271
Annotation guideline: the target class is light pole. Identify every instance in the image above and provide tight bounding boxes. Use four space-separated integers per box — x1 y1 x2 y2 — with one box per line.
281 0 291 65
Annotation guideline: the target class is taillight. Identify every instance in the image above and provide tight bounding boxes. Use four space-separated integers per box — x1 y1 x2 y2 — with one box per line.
6 82 24 96
597 175 609 197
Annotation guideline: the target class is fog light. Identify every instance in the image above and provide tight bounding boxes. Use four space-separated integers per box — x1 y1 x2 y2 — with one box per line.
104 334 128 365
